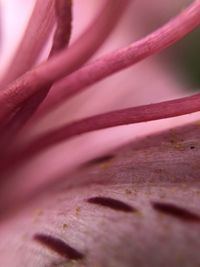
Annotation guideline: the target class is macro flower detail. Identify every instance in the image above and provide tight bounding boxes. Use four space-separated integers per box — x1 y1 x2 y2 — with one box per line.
0 0 200 266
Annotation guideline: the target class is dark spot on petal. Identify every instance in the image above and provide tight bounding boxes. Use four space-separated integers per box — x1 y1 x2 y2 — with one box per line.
87 196 136 212
34 234 84 260
190 145 195 149
50 260 68 267
87 154 115 165
152 201 200 222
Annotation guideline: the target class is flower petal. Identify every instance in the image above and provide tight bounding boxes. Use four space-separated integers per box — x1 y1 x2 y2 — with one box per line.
1 120 200 266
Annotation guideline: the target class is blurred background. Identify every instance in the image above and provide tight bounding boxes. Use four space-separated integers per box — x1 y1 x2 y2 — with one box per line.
168 26 200 90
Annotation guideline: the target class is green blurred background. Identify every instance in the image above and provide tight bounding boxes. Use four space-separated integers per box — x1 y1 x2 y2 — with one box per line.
171 27 200 90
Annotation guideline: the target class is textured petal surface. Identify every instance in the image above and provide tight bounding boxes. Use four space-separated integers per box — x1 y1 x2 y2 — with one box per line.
1 121 200 266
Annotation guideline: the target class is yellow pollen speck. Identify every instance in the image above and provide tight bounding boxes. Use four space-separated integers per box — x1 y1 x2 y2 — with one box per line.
195 120 200 126
34 208 43 216
100 161 112 170
196 190 200 196
135 210 143 218
125 189 132 195
63 223 68 229
174 143 185 151
32 208 44 223
191 161 200 170
170 187 177 193
75 207 81 216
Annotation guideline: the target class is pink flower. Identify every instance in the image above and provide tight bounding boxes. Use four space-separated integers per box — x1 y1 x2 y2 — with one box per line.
0 1 200 266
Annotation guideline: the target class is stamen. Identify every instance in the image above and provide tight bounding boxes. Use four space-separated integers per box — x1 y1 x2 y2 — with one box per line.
0 0 130 125
0 0 55 86
32 0 200 117
1 0 73 141
49 0 72 57
1 92 200 171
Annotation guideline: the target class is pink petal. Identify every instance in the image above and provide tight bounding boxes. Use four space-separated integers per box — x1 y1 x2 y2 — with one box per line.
1 120 200 266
